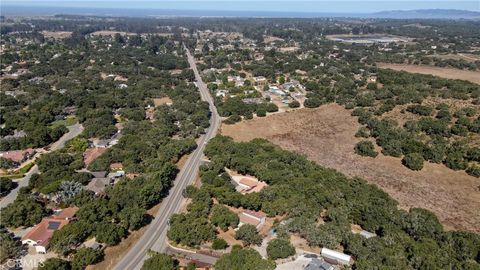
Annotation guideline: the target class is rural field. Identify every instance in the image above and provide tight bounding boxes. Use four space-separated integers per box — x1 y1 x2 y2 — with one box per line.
221 104 480 233
377 63 480 84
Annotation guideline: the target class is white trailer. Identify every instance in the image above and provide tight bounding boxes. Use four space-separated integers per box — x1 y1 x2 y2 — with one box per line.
321 248 353 265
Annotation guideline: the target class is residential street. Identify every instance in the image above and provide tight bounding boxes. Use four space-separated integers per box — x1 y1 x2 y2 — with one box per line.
0 123 84 209
113 47 221 270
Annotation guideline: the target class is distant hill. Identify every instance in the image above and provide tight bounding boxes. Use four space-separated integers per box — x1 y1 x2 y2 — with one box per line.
371 9 480 19
1 5 479 19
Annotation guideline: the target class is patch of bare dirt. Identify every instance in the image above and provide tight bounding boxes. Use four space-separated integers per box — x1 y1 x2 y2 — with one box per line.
263 35 284 44
153 97 173 107
221 104 480 233
377 63 480 84
90 31 136 36
42 31 72 39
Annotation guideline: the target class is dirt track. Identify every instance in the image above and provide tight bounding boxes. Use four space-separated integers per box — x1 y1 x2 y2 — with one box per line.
377 63 480 84
221 104 480 233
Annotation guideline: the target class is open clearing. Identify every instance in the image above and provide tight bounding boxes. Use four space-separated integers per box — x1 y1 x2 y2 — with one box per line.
90 31 137 36
153 97 173 107
429 53 480 63
41 31 72 39
221 104 480 233
377 63 480 84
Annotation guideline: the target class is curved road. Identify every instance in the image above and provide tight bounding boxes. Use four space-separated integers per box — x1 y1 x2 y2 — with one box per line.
0 123 84 209
113 48 221 270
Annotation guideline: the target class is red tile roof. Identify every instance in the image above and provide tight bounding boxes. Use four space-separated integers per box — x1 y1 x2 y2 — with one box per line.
239 177 258 188
0 148 35 163
21 207 78 248
243 209 266 220
110 162 123 170
240 214 262 227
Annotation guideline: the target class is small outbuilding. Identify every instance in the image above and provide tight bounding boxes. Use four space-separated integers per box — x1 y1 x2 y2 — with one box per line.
321 248 353 265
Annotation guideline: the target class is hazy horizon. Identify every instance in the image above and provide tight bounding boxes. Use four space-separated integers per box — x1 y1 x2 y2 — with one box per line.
2 0 479 14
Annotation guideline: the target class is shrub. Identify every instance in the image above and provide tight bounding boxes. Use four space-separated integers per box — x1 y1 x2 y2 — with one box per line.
210 204 239 231
444 152 468 170
354 141 378 158
304 97 322 108
224 115 242 125
215 247 275 270
381 140 403 157
402 153 424 170
366 82 377 90
355 127 370 138
451 124 468 136
244 112 254 120
256 109 267 117
266 238 295 260
72 247 103 269
141 253 177 270
212 238 229 250
266 103 279 113
235 224 262 246
0 177 17 197
466 164 480 177
407 104 433 116
0 230 22 263
436 109 451 121
40 258 71 270
288 100 300 108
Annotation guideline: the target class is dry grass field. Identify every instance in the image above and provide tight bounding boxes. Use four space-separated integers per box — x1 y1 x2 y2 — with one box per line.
429 53 480 63
377 63 480 84
221 104 480 233
90 31 137 36
153 97 173 107
41 31 72 39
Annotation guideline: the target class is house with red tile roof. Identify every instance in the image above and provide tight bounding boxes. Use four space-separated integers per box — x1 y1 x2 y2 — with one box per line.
110 162 123 171
21 207 78 254
237 177 268 194
0 148 35 164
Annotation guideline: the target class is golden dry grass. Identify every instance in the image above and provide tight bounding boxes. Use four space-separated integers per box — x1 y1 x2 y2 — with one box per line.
377 63 480 84
221 104 480 233
153 97 173 107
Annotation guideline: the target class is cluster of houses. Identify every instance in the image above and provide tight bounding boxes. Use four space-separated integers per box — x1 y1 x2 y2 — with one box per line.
1 67 30 79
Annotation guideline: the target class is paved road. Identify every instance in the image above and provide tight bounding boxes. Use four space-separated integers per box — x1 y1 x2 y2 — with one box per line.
0 123 84 209
113 48 220 270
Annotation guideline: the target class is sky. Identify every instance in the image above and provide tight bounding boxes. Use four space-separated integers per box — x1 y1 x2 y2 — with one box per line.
2 0 479 14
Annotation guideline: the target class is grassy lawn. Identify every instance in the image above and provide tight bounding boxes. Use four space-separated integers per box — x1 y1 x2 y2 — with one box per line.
18 162 34 174
1 173 24 180
49 116 78 128
0 162 35 180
